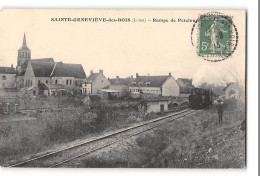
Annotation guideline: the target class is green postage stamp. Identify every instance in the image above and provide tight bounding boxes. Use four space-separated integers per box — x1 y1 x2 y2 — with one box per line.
199 14 232 56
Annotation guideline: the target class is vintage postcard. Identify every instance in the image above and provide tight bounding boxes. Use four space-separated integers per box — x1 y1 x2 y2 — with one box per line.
0 9 246 168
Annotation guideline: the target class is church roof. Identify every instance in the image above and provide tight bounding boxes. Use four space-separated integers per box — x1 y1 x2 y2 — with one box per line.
18 58 55 76
52 62 86 79
27 61 86 79
0 66 16 74
31 58 54 62
31 62 56 77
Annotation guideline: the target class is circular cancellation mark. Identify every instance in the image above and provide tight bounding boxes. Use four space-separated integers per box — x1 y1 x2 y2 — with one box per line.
191 11 239 62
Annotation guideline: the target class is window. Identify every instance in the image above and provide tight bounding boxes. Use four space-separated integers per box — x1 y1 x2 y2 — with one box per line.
38 80 41 85
66 80 69 85
46 80 48 84
70 80 72 85
75 81 78 86
101 80 103 83
2 83 5 88
55 80 58 84
2 75 6 80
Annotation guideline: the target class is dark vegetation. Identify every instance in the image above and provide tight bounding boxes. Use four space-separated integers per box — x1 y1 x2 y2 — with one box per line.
0 96 159 165
81 98 245 168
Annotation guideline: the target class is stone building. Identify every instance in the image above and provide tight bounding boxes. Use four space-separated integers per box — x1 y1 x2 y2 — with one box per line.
100 76 134 99
0 65 16 89
14 33 86 94
129 73 180 97
82 70 110 95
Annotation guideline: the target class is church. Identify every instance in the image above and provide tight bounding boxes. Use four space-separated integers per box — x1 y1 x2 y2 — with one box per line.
0 33 86 96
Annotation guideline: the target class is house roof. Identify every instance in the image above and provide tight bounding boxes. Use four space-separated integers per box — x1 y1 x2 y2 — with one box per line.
0 67 16 74
101 89 120 93
109 77 133 86
44 83 66 90
177 78 192 86
85 73 99 82
130 75 169 87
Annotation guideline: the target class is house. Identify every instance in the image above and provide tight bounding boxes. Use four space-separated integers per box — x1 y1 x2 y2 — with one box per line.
129 73 180 97
108 76 133 92
82 70 110 95
39 83 67 96
133 98 169 115
100 76 134 99
223 82 240 99
146 99 169 114
0 65 16 89
176 78 194 97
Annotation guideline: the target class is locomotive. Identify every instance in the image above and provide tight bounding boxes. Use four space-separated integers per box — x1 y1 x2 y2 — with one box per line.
188 88 214 109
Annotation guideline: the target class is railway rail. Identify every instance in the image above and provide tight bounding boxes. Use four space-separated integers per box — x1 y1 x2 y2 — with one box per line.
6 108 199 168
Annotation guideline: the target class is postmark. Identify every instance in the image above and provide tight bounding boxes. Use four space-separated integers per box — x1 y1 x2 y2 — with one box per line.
191 12 239 62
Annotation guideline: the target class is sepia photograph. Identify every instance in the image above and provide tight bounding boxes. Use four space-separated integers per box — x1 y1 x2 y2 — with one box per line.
0 9 246 169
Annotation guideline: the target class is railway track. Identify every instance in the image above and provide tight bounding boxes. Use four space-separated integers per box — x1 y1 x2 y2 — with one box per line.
6 108 199 168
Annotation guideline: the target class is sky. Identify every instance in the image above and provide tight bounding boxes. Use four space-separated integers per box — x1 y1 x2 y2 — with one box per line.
0 9 246 86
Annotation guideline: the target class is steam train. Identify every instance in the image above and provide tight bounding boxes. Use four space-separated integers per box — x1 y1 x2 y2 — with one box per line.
188 88 214 109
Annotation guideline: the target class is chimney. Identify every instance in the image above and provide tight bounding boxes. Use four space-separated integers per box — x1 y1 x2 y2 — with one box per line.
136 73 139 78
11 64 13 68
99 69 103 75
90 70 93 75
116 76 119 84
169 72 172 77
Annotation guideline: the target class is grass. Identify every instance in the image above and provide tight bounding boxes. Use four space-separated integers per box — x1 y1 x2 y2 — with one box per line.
0 97 162 166
80 98 245 168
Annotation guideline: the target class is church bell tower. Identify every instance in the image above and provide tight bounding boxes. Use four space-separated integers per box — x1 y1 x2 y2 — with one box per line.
17 33 31 73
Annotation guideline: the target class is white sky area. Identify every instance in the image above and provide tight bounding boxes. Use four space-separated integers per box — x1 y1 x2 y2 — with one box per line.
0 10 245 86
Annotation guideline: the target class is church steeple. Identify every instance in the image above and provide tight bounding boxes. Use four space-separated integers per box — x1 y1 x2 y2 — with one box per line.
20 33 30 50
22 33 27 48
17 33 31 72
